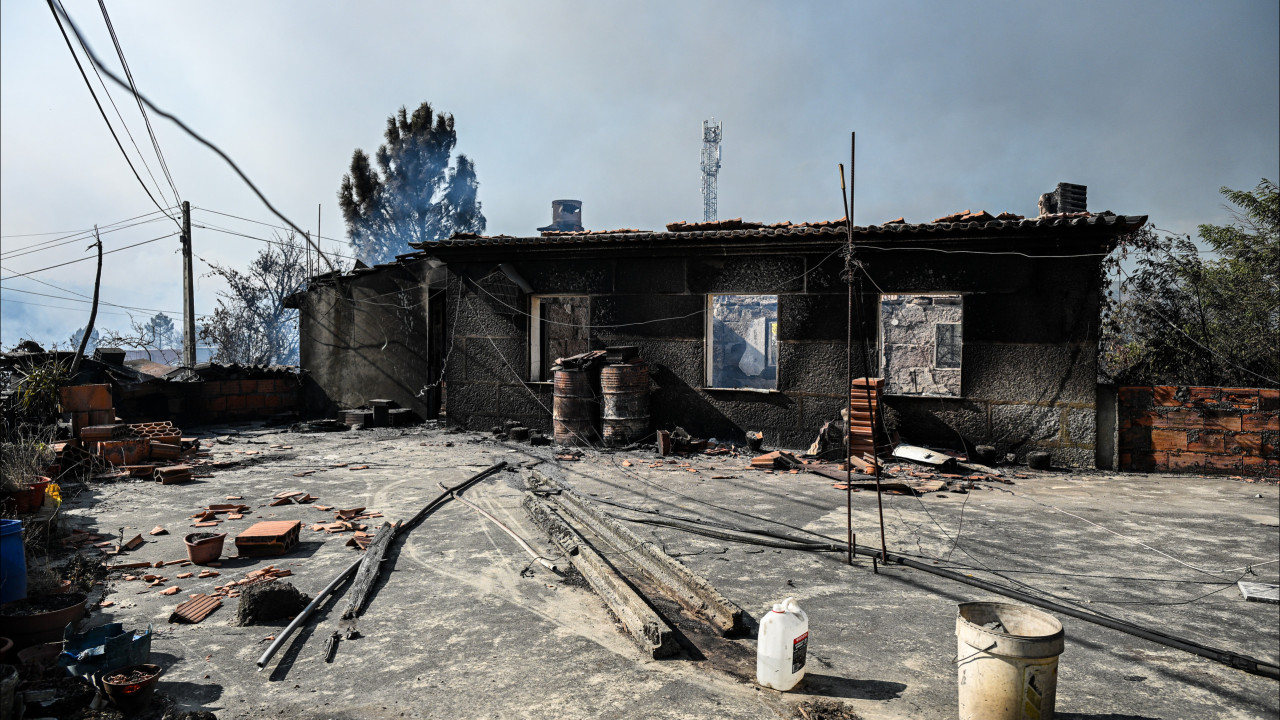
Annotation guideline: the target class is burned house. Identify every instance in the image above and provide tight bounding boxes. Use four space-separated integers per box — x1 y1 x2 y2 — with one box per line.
292 191 1146 468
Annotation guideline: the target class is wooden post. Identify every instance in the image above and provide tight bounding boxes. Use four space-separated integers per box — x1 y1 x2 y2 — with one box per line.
181 200 196 366
70 226 103 377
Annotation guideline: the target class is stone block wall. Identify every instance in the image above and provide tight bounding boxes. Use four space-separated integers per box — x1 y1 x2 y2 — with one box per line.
1118 386 1279 477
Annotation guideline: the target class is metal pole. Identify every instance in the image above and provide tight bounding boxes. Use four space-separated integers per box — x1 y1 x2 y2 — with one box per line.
181 200 196 367
839 163 853 566
256 556 362 669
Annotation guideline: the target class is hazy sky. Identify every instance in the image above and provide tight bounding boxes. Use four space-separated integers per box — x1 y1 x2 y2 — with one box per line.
2 1 1277 348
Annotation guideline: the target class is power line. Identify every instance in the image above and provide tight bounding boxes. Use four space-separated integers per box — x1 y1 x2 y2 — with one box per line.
193 206 358 246
0 206 173 247
0 295 140 319
1 214 174 261
97 0 181 204
72 0 173 209
190 224 360 262
0 285 182 316
44 0 179 228
0 231 179 281
49 1 336 273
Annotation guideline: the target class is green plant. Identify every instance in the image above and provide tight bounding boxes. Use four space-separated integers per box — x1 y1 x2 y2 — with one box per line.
13 356 70 422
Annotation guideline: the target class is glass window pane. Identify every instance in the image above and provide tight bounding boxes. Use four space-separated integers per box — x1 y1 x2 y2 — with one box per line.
710 295 777 389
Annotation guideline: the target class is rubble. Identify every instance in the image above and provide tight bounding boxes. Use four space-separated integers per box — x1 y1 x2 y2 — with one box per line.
234 581 310 625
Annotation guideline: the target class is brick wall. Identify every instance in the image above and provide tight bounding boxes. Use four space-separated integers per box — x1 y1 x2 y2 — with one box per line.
1118 386 1278 477
115 376 302 427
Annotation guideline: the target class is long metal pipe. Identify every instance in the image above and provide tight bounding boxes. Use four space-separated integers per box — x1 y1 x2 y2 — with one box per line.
256 462 509 670
256 556 362 669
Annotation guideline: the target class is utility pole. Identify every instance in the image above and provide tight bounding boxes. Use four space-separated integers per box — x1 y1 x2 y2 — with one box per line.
181 200 196 367
70 226 103 378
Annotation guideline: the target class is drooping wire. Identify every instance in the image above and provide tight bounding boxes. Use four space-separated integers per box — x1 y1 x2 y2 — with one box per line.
44 0 178 229
97 0 181 205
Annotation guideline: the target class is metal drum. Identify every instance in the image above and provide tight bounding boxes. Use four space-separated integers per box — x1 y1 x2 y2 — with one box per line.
600 362 650 447
553 369 599 446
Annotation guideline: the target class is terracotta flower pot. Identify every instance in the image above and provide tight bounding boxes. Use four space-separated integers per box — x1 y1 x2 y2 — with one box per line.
0 592 86 649
184 533 226 565
98 663 162 713
7 477 50 514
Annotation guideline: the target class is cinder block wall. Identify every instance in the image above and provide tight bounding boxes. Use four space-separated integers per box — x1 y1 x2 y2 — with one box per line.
1118 386 1279 477
435 242 1113 465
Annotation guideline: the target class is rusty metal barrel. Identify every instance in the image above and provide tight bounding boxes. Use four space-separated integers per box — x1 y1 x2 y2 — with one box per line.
553 369 599 446
600 362 650 447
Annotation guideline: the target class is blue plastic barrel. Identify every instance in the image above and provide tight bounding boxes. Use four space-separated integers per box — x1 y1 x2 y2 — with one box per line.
0 519 27 604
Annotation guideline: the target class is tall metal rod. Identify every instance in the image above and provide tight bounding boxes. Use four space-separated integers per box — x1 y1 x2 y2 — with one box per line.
839 163 853 566
845 132 889 562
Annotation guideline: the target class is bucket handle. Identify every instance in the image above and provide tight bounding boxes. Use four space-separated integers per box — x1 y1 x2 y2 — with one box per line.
952 640 998 665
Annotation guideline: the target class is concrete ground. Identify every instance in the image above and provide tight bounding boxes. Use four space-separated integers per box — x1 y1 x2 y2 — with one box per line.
59 421 1279 720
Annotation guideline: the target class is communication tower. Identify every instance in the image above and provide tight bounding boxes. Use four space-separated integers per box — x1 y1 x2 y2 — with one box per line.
700 118 722 222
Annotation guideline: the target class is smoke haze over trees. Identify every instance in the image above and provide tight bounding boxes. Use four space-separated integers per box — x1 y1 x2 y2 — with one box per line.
1102 179 1279 387
339 101 486 265
200 232 307 366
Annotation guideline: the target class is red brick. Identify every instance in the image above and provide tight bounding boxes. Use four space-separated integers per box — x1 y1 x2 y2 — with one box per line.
1150 428 1187 452
1204 454 1243 475
1201 411 1242 432
1242 456 1266 477
1259 389 1279 411
1166 452 1204 472
209 396 227 411
1242 413 1279 432
1119 387 1153 408
1119 426 1152 450
1152 409 1199 428
1226 433 1262 455
226 395 246 410
264 393 283 408
245 394 265 409
59 384 112 412
1152 386 1180 407
1122 452 1158 472
1189 387 1221 403
1185 431 1225 454
1267 460 1279 478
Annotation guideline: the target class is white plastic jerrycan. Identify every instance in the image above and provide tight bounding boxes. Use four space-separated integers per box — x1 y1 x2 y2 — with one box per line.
756 596 809 691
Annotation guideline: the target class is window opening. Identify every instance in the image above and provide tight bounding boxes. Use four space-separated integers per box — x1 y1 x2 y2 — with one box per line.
530 295 589 381
708 294 778 390
879 293 962 396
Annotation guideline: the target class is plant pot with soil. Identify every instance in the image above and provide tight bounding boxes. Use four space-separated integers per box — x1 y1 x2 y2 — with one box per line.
0 592 87 649
184 532 226 565
97 663 163 713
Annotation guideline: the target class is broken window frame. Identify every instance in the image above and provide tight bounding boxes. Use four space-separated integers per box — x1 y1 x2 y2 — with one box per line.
935 322 962 369
877 292 964 398
704 293 780 392
529 294 591 382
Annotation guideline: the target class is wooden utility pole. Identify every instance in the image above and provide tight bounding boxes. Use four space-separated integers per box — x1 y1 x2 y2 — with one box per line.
181 200 196 367
70 226 103 377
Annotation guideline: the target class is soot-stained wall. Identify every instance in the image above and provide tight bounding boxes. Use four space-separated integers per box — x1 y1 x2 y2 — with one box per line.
426 237 1115 466
293 262 444 420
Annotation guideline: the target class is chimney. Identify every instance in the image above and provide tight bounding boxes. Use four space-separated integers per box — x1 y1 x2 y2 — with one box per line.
537 199 583 233
1037 182 1087 216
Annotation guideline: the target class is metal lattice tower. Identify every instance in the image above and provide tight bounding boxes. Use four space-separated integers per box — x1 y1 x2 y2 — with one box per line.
700 118 722 222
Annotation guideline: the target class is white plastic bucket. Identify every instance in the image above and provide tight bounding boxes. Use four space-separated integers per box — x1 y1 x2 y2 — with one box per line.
956 602 1064 720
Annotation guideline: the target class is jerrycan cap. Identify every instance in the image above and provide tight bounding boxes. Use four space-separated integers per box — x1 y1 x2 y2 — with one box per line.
772 596 798 614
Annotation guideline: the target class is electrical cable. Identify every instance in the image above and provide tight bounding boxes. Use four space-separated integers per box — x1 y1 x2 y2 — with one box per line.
1 214 175 261
49 1 335 273
98 0 181 204
1 206 173 250
0 285 182 316
0 232 179 281
45 0 178 228
193 206 358 246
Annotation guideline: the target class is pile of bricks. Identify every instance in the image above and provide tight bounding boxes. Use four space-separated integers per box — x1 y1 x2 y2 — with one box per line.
849 377 888 463
57 384 198 479
1119 385 1279 476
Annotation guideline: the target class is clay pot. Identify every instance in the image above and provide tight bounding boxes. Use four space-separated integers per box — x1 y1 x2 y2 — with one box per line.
3 477 51 514
0 592 86 648
98 663 162 713
184 532 226 565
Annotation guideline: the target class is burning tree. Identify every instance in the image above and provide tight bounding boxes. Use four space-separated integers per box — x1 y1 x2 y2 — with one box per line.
338 101 486 264
200 232 307 366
